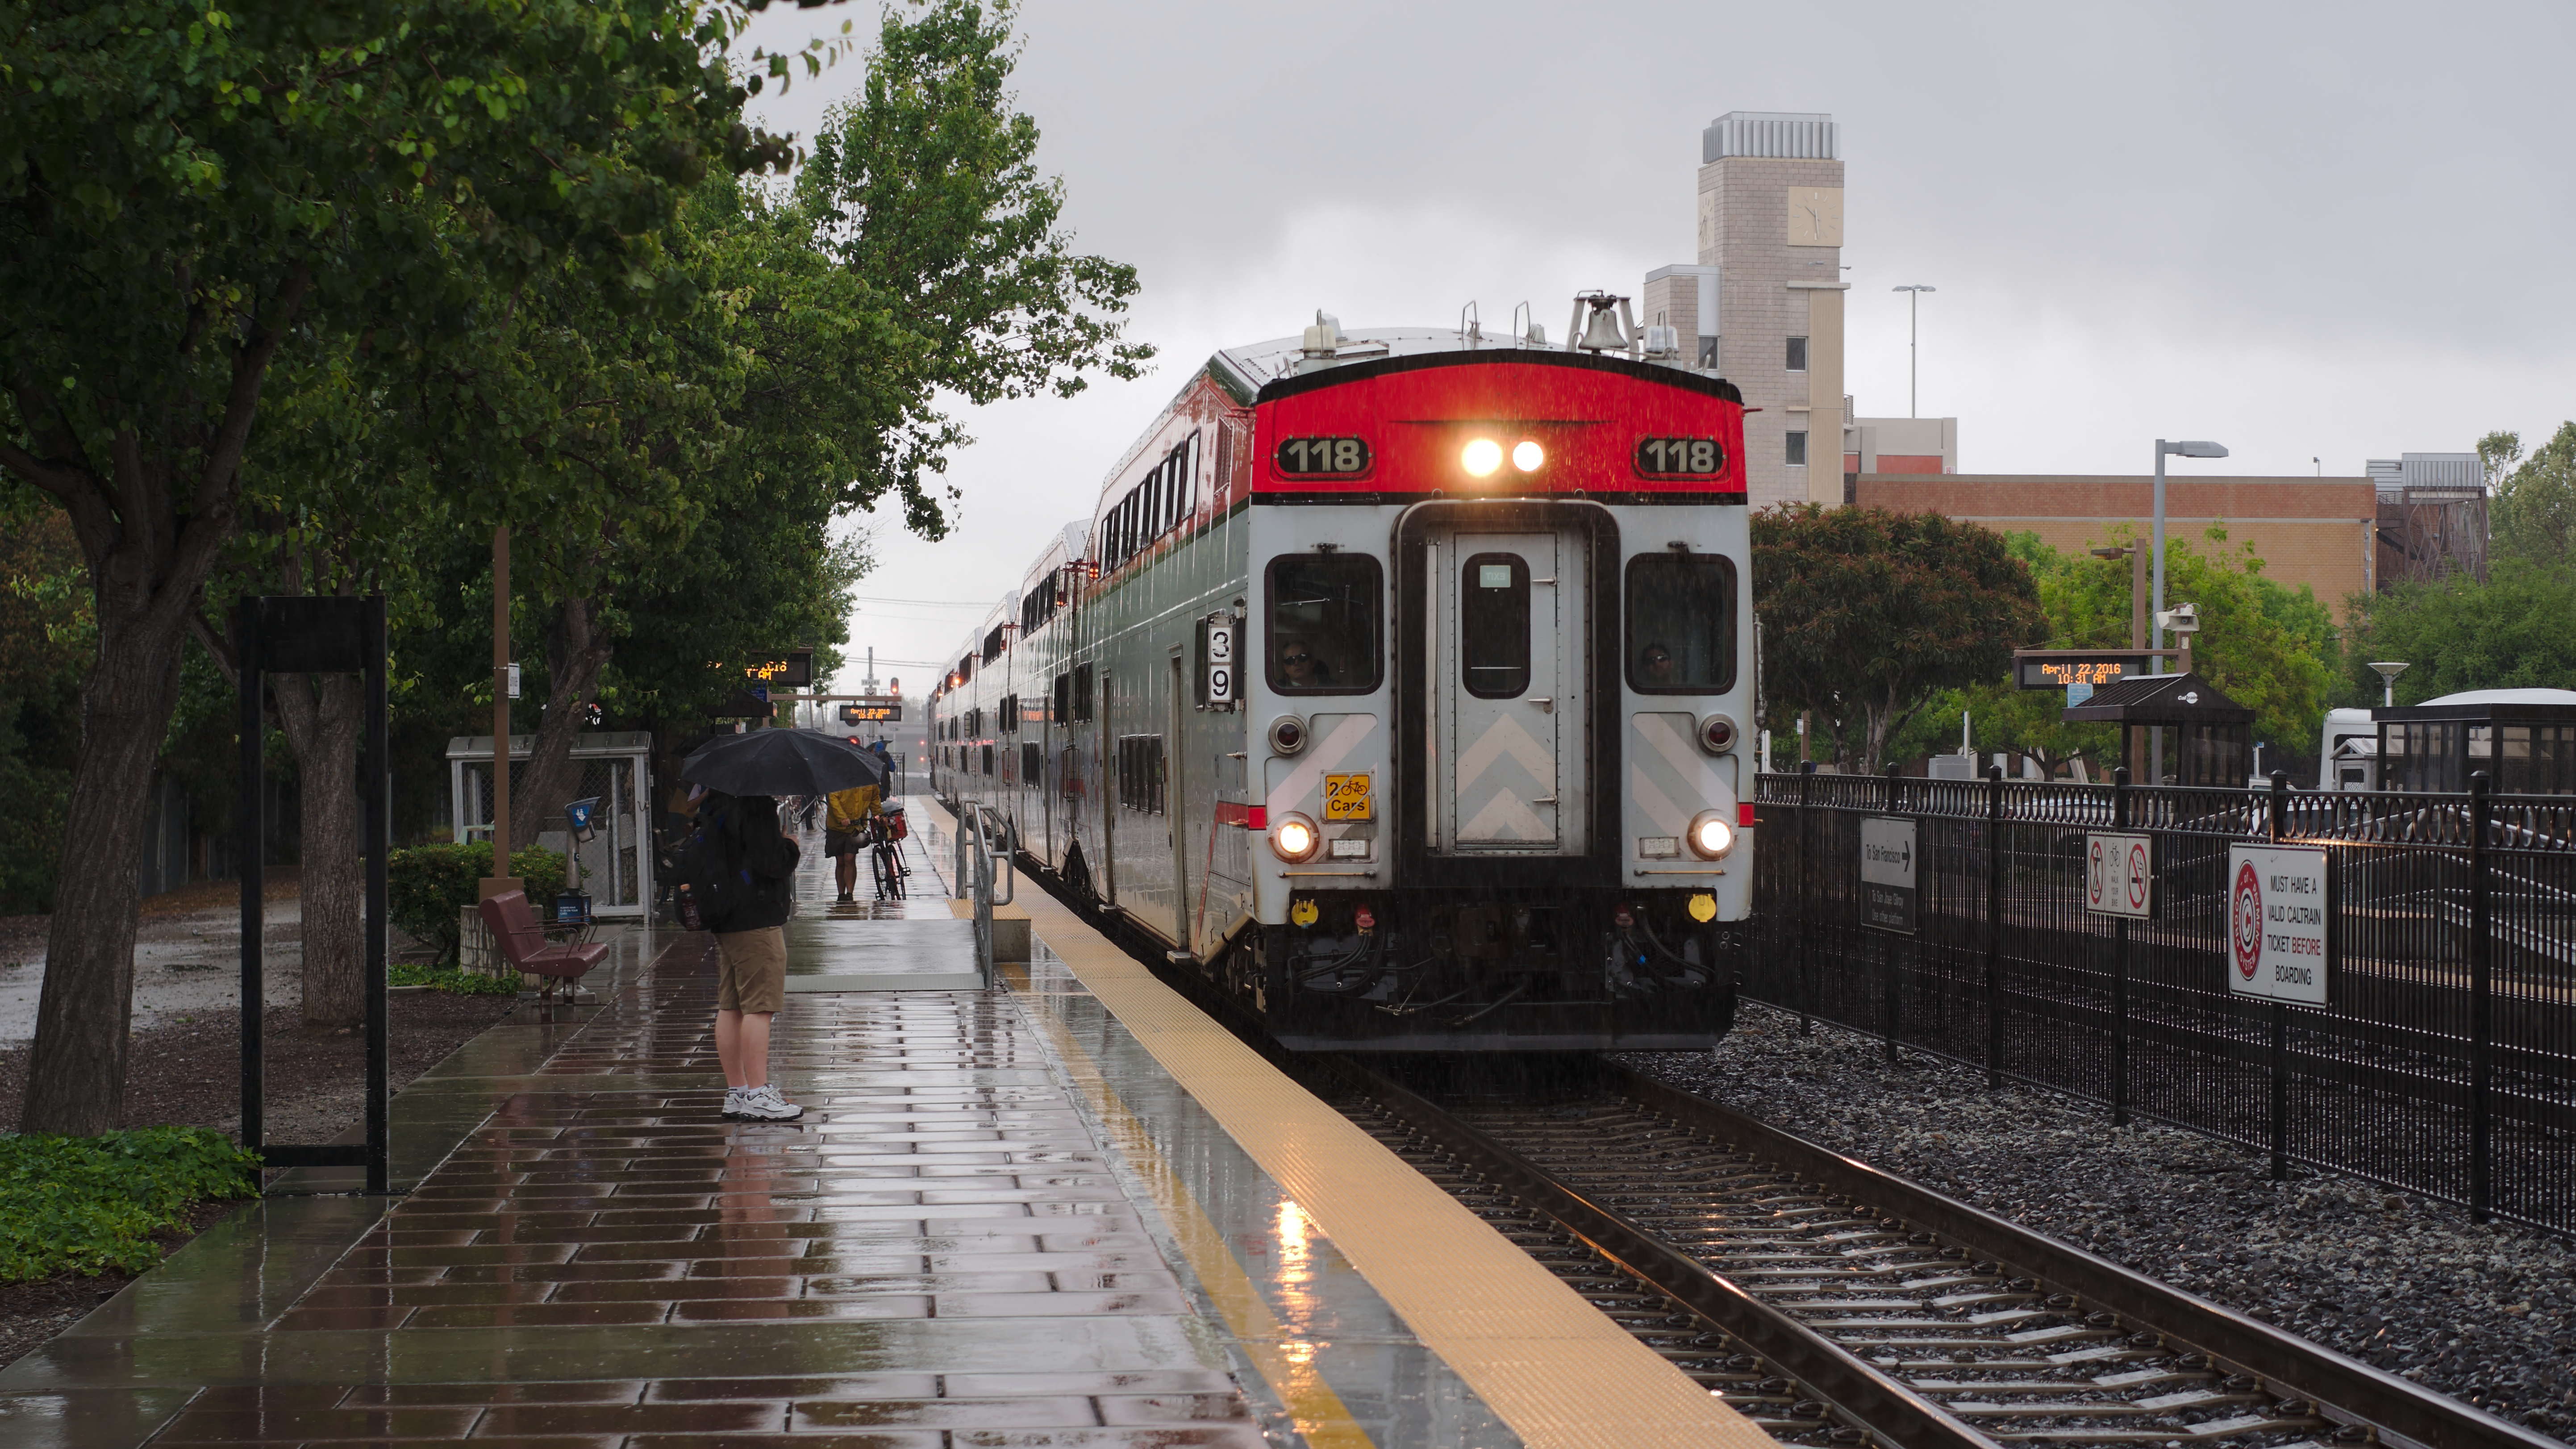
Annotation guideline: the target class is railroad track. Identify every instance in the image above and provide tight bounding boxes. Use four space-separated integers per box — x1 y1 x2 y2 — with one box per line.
1314 1057 2559 1449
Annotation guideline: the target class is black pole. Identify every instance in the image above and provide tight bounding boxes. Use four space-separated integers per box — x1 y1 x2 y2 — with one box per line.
1798 760 1815 1037
2112 765 2131 1126
2470 770 2493 1221
236 598 264 1166
363 595 390 1194
2269 768 2291 1182
1884 761 1901 1065
1985 762 2005 1089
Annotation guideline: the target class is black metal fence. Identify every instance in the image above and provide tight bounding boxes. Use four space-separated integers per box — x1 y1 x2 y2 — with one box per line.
1749 767 2576 1234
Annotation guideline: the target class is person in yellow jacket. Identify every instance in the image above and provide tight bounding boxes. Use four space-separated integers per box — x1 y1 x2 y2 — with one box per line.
824 783 880 903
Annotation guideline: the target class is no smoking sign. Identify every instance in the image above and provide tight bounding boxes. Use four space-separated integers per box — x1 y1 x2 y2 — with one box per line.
2084 832 2154 919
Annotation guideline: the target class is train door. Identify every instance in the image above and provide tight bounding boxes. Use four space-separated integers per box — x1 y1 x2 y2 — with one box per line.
1429 529 1586 854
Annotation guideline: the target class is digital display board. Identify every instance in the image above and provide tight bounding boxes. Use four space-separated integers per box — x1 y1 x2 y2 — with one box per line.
2015 652 2156 691
743 650 814 687
840 698 902 724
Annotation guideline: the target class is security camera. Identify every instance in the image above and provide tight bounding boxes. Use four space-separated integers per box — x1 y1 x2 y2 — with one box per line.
2155 604 2201 636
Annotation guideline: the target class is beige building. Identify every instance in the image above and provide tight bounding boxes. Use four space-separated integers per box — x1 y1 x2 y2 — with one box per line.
1857 475 2381 619
1642 112 1847 509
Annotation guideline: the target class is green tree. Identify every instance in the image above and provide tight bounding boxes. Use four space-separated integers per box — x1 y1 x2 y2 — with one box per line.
0 481 89 910
1754 506 2046 774
2344 561 2576 703
1 0 783 1135
2492 421 2576 569
1890 526 2341 778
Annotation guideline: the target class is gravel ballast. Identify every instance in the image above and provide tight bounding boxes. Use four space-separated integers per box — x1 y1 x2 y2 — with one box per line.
1618 1002 2576 1441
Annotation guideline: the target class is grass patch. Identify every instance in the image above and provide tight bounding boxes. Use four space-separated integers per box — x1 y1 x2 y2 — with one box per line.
0 1128 260 1281
389 960 521 995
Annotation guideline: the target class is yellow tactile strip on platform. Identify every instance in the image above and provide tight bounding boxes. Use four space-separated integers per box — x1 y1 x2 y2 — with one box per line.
950 856 1770 1449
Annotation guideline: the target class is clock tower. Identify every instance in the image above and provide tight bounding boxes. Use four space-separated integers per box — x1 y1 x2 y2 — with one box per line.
1644 112 1845 510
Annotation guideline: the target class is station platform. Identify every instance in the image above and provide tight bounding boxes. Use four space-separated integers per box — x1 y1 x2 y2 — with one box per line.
0 800 1762 1449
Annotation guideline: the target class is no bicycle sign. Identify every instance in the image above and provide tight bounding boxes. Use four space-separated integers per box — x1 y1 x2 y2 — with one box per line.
2225 844 2332 1005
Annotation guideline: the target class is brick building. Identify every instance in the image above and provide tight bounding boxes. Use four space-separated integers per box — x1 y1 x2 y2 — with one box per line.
1856 474 2380 618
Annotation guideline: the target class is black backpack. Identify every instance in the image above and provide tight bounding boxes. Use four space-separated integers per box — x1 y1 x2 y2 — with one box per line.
671 811 746 931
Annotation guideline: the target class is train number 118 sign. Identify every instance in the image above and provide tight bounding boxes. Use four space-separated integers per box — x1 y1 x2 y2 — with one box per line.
2225 845 2331 1004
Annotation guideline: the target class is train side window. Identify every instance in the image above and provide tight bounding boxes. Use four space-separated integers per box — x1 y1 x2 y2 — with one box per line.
1459 553 1531 699
1053 673 1071 724
1625 553 1738 694
1073 664 1094 722
1266 553 1383 694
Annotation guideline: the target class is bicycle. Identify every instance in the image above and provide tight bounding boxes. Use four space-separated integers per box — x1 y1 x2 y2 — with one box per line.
866 810 907 901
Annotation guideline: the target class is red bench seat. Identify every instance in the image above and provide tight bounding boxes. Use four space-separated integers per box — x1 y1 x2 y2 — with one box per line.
476 890 609 994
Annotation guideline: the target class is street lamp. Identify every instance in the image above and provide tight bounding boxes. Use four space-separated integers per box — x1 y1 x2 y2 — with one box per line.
2368 660 2410 707
2153 439 2228 675
2088 544 2149 648
1892 285 1935 418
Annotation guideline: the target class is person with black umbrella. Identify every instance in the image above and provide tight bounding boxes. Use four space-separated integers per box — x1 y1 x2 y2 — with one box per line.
679 730 888 1123
699 789 804 1120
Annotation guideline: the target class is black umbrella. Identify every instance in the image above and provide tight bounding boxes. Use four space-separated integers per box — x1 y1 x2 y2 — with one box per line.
681 729 888 797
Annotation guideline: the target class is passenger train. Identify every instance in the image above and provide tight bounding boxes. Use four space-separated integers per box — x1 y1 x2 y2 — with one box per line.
930 298 1754 1050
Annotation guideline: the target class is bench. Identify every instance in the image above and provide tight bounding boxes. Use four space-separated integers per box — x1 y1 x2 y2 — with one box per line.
476 889 610 999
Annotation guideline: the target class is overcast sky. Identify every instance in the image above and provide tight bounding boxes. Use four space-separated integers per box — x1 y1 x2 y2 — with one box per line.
734 1 2576 691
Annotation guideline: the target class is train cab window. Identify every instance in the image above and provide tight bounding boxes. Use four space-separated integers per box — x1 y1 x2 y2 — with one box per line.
1458 554 1531 699
1266 553 1383 694
1625 553 1738 694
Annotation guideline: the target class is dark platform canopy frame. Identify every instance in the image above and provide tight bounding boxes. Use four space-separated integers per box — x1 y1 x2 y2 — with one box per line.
2062 669 2255 789
238 594 391 1194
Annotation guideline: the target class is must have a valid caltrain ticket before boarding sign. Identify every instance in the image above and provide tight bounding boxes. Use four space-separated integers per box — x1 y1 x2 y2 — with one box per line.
2225 844 2332 1004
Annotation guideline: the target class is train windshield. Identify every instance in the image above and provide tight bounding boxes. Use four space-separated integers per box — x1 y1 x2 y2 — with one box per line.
1625 553 1736 694
1267 553 1383 694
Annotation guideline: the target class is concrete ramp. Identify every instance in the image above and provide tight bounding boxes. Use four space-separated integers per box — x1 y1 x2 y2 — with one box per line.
780 915 981 991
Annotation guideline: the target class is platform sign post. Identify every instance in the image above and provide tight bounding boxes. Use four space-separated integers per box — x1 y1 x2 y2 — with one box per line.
1859 815 1917 934
2225 844 2331 1004
2084 831 2154 919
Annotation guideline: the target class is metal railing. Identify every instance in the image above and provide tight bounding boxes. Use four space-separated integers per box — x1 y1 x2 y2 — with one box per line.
953 802 1014 989
1750 766 2576 1234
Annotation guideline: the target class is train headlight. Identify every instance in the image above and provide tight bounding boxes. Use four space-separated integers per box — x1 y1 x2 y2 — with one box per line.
1697 713 1738 756
1512 440 1545 472
1461 438 1503 477
1271 812 1320 863
1686 810 1736 860
1267 714 1308 756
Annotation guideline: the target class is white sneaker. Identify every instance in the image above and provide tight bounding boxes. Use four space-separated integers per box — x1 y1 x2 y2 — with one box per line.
731 1084 804 1121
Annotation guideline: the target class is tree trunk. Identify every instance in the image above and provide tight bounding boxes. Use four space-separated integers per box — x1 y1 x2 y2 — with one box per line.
19 596 194 1134
510 596 613 852
272 672 366 1033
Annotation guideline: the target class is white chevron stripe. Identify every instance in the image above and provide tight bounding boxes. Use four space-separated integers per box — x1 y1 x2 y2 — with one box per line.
1454 713 1555 789
1266 714 1377 818
1458 789 1551 842
1638 711 1718 789
1629 763 1691 836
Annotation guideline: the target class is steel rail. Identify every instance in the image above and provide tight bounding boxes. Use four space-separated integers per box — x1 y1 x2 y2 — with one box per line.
1610 1065 2562 1449
1326 1056 1997 1449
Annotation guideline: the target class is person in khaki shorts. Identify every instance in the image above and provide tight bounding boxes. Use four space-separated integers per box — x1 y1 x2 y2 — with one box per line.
704 792 804 1121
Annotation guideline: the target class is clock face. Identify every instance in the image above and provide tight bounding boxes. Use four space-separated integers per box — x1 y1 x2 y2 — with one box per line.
1786 186 1844 246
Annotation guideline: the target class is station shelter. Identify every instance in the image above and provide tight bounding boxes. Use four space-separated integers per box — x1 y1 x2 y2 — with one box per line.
2373 689 2576 795
2063 671 2255 788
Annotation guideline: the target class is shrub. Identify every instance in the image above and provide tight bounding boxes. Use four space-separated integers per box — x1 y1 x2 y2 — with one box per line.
0 1127 261 1280
388 960 523 995
386 842 567 964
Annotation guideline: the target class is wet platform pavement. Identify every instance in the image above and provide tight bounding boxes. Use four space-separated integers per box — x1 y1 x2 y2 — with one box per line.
0 799 1754 1449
